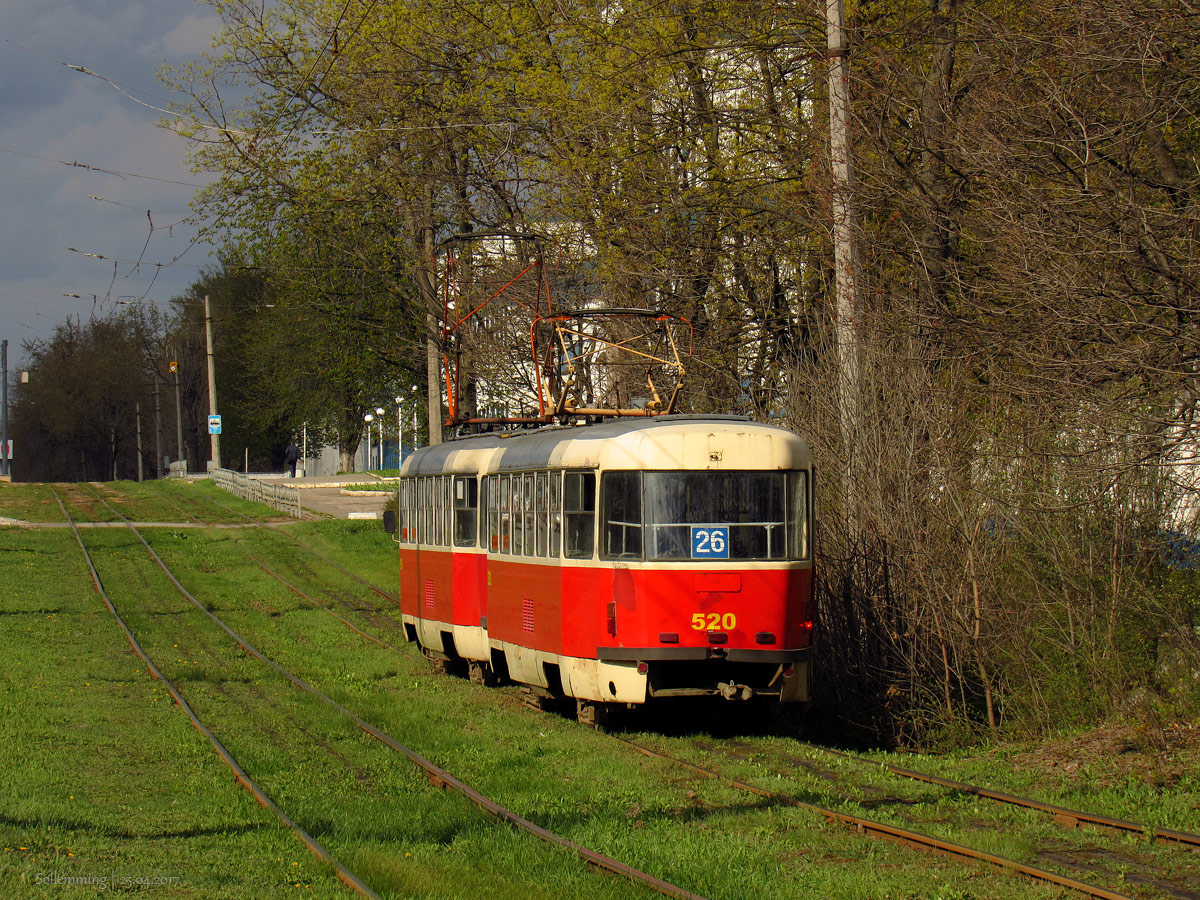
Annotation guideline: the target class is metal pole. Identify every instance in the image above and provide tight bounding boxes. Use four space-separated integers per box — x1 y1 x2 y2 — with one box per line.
136 402 144 482
154 377 162 478
173 354 184 468
204 294 221 469
0 339 8 477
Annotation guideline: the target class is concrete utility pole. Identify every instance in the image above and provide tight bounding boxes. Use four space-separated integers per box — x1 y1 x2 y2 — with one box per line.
204 294 221 469
173 353 184 467
153 378 162 478
826 0 861 462
1 339 9 478
136 402 144 482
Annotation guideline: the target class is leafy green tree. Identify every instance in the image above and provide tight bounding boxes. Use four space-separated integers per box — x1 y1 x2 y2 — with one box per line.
12 309 165 481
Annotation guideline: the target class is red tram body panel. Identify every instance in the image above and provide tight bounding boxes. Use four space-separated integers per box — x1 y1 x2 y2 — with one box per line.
390 416 814 710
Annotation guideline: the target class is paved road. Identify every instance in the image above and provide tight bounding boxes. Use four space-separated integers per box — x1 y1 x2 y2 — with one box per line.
283 473 393 520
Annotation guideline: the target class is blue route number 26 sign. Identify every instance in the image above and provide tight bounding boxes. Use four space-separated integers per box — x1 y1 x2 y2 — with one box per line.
691 526 730 559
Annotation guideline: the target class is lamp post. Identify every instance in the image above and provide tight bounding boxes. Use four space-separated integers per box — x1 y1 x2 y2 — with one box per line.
395 395 404 468
410 384 419 449
363 413 374 472
374 407 385 469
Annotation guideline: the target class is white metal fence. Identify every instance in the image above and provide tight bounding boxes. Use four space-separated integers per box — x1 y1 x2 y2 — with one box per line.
211 469 303 518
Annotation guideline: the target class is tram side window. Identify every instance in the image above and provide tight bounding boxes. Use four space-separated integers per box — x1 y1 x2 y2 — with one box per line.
788 471 809 560
499 474 512 553
535 473 548 557
400 479 412 543
454 475 478 547
428 477 436 545
510 475 520 556
523 474 535 557
548 472 561 557
429 477 436 546
430 476 440 546
418 478 428 544
564 471 596 559
479 476 490 549
436 475 446 547
399 480 407 543
602 471 643 559
441 476 451 547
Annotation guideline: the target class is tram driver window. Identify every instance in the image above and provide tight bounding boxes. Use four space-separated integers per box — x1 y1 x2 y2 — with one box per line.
563 471 595 559
453 475 478 547
602 471 642 559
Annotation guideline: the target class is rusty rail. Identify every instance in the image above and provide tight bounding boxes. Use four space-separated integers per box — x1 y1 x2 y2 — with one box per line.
76 487 710 900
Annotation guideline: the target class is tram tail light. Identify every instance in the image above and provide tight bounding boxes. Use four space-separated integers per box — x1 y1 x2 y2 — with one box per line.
783 665 795 679
636 661 649 675
606 601 617 636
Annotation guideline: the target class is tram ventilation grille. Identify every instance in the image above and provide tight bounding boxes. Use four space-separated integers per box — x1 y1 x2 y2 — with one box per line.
522 598 535 633
424 581 435 610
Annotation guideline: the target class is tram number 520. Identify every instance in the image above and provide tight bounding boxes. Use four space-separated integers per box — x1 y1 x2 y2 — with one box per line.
691 526 730 559
692 612 737 631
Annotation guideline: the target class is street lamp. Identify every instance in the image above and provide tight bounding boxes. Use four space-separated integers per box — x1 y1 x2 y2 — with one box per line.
395 395 404 468
410 384 419 449
363 413 374 472
374 407 385 469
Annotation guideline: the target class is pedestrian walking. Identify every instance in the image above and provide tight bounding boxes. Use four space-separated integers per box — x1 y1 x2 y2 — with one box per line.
285 439 300 477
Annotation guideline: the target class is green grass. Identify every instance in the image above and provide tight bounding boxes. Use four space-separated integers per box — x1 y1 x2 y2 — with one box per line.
3 479 1198 900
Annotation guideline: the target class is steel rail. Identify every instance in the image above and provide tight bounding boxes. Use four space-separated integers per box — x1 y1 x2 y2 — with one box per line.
238 546 405 654
805 743 1200 850
613 736 1137 900
51 489 381 900
266 524 402 605
79 486 709 900
160 487 1200 879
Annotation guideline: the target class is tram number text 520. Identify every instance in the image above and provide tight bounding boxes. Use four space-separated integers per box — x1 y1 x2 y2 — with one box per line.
691 612 737 631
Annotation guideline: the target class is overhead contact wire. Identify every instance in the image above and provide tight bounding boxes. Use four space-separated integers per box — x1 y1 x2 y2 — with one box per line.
52 489 380 900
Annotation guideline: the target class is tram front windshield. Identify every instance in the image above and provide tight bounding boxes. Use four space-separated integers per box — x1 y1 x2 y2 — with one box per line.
602 471 808 561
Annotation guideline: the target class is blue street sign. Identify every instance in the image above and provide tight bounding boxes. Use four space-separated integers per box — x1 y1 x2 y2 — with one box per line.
208 414 222 435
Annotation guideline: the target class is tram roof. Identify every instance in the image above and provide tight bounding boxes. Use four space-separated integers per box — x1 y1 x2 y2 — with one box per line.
400 415 809 476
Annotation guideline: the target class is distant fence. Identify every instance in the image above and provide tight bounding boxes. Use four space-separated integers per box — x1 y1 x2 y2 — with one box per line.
212 469 303 518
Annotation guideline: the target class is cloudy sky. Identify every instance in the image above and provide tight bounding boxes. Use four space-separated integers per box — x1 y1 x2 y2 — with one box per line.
0 0 222 365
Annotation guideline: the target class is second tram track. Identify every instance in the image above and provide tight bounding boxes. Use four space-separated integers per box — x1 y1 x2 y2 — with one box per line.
64 483 709 900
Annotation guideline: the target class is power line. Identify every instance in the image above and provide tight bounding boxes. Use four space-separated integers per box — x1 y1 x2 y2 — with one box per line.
0 147 204 187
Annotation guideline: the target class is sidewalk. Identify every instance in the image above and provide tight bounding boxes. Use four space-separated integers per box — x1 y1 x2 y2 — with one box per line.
282 472 394 520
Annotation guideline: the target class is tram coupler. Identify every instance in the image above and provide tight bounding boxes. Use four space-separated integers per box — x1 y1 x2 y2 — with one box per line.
718 682 754 701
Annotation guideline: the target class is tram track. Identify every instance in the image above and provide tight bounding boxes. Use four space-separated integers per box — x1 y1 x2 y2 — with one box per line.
65 483 710 900
50 488 380 900
227 534 1197 900
57 482 1199 899
212 532 1187 900
222 511 1200 899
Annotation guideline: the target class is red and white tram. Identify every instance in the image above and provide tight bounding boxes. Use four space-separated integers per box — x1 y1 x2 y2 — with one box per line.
388 415 814 722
